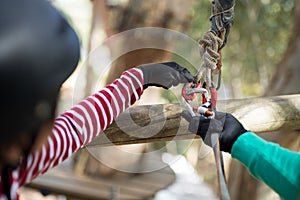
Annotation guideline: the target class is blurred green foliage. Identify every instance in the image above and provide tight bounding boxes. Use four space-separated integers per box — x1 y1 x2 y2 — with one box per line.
56 0 294 98
190 0 294 97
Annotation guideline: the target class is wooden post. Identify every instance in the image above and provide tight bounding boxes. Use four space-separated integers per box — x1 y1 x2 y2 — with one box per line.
88 94 300 147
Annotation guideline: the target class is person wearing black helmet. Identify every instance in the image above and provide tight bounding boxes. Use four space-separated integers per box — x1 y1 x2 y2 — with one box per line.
0 0 194 199
2 1 299 200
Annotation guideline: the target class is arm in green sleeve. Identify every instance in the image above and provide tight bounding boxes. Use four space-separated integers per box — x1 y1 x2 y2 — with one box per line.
231 132 300 200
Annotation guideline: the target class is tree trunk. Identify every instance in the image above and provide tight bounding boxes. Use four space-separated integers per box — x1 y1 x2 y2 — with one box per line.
105 0 193 84
265 0 300 96
74 0 193 182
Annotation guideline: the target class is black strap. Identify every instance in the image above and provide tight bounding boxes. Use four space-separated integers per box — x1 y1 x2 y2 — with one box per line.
2 167 12 200
213 140 230 200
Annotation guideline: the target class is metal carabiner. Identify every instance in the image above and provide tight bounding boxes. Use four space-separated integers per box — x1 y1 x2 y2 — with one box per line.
182 81 215 118
181 82 202 101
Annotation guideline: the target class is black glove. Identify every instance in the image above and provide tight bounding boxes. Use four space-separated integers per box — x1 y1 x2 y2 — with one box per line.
182 110 247 153
139 62 194 89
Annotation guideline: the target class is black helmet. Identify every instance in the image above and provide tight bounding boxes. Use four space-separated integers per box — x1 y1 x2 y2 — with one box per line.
0 0 80 142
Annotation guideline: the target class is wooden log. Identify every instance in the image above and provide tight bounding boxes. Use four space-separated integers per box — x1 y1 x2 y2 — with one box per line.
88 94 300 147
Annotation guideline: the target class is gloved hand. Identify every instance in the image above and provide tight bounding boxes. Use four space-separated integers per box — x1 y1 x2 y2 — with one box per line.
182 110 247 153
139 62 194 89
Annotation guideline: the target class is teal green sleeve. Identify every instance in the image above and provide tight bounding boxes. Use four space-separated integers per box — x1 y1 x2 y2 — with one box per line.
231 132 300 200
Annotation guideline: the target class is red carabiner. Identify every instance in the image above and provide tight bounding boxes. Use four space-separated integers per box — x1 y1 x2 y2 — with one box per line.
181 82 201 101
210 87 217 110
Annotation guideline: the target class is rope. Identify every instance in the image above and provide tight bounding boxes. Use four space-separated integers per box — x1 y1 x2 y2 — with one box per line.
196 31 230 200
195 31 223 87
191 2 234 199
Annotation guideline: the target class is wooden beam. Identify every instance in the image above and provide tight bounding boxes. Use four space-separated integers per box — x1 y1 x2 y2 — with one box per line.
88 94 300 146
29 153 175 199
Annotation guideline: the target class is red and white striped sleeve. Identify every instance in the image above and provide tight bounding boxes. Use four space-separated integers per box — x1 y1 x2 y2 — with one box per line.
18 68 144 186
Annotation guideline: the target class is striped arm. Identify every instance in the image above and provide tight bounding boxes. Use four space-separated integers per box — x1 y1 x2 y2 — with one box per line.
16 68 144 188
